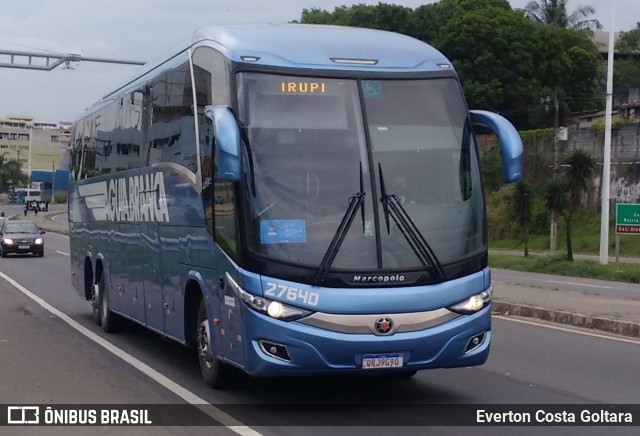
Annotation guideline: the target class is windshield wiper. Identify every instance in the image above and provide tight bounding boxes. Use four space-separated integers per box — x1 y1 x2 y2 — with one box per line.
378 163 446 280
315 164 366 283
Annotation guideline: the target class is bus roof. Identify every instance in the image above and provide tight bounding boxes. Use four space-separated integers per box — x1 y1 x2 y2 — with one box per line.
87 24 453 119
190 24 452 72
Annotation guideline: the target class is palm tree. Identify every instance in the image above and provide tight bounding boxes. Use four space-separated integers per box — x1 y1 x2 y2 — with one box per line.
510 181 533 257
523 0 602 32
544 149 595 261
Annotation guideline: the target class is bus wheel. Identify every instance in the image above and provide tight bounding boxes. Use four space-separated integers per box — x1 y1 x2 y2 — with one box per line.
98 275 119 333
197 300 230 389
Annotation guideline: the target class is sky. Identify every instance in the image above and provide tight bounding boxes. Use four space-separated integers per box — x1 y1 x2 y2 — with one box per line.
0 0 637 123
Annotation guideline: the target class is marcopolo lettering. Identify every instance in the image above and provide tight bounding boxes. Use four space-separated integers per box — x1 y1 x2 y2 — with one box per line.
353 274 406 284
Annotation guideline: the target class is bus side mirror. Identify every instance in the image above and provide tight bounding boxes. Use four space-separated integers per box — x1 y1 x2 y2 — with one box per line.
470 110 524 183
205 105 241 182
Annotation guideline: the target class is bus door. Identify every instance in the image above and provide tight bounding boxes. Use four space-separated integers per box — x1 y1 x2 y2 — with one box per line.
216 252 245 366
212 180 245 366
142 220 165 332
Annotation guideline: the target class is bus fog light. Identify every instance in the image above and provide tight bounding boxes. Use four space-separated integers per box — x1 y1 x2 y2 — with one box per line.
465 332 486 353
259 340 291 361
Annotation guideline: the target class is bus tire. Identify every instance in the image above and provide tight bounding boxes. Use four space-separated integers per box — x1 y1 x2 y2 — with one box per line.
197 299 231 389
98 274 119 333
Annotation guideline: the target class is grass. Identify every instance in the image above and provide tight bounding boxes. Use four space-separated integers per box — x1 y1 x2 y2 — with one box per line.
488 209 640 283
489 253 640 284
490 209 640 258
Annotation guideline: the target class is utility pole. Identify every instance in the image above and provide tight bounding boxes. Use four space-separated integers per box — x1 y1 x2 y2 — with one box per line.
51 158 55 204
27 127 32 202
550 89 560 252
599 0 616 265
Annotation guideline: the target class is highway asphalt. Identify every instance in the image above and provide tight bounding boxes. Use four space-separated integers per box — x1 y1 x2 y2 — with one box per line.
14 204 640 339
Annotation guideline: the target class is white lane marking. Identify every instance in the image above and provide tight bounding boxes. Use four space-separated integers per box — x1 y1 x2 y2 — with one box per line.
493 276 613 289
542 280 613 289
56 251 70 256
0 271 262 436
495 315 640 345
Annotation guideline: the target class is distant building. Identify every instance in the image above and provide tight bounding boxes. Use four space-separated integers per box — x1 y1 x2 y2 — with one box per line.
567 109 623 129
0 115 71 175
620 100 640 123
30 169 70 201
590 31 640 107
591 31 622 59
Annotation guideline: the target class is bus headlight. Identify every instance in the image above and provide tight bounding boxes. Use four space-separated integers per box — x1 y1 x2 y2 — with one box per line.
448 288 492 314
267 301 285 318
225 272 312 321
2 238 14 245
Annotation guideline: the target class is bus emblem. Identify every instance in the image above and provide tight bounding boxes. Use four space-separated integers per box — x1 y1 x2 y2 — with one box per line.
374 316 394 335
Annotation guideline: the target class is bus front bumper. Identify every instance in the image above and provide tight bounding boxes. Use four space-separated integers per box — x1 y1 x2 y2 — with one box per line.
237 305 491 377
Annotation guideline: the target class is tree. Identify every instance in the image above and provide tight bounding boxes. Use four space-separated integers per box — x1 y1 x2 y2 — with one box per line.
543 149 595 260
298 3 417 35
527 25 601 124
0 153 28 193
414 0 601 128
295 0 602 129
480 147 505 193
614 23 640 103
522 0 602 32
510 181 533 256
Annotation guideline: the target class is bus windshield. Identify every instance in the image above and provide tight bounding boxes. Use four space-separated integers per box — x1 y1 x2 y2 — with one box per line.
237 73 484 274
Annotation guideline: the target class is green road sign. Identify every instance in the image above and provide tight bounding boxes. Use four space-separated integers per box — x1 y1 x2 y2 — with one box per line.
616 203 640 235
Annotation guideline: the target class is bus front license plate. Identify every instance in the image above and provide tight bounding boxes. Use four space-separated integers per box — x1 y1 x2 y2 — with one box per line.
362 353 403 369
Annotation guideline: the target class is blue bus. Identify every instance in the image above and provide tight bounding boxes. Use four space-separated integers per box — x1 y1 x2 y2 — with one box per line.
68 24 522 388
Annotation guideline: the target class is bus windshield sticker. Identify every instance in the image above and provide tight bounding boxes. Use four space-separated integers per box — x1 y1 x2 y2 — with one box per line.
260 219 306 244
362 81 383 99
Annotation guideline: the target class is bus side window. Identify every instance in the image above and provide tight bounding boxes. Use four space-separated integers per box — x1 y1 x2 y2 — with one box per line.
148 60 198 173
213 180 238 259
192 47 231 237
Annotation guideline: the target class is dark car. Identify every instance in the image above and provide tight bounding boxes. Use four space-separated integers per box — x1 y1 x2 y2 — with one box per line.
0 220 45 257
